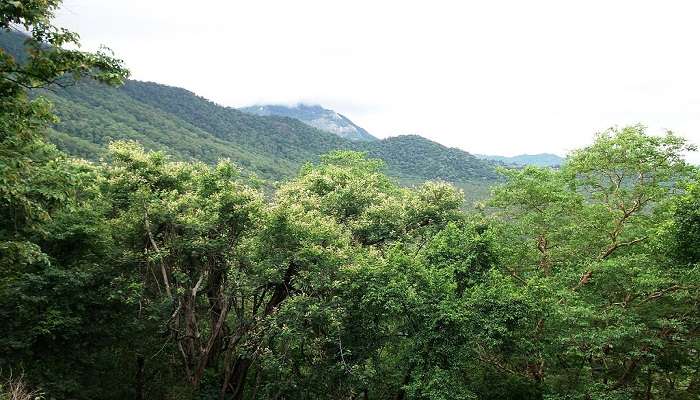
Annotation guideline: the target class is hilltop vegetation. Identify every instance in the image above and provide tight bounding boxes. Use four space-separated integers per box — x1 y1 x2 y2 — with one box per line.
358 134 498 182
1 4 699 400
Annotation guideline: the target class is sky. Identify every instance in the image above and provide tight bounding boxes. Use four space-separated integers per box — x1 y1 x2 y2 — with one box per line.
55 0 700 160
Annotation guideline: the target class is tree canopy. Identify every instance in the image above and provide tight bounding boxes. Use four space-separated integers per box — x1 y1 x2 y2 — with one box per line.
1 2 698 400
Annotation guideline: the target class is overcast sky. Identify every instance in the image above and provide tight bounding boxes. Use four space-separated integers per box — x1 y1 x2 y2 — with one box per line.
56 0 700 160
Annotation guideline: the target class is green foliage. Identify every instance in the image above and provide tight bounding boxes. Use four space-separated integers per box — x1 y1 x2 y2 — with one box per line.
0 2 131 398
486 126 699 400
356 134 499 183
1 4 698 399
671 171 700 264
0 2 127 238
4 112 700 400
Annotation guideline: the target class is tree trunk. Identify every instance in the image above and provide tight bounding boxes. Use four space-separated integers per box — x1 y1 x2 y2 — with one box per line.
394 370 411 400
135 354 145 400
230 357 252 400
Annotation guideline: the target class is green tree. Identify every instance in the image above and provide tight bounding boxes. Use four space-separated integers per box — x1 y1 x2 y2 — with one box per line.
490 166 588 275
1 0 128 268
1 1 128 397
488 125 699 399
671 171 700 264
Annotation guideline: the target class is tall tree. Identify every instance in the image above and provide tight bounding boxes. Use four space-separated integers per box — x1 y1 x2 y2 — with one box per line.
1 1 128 398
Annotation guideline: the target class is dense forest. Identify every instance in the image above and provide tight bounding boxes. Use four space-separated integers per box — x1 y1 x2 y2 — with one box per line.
1 2 699 400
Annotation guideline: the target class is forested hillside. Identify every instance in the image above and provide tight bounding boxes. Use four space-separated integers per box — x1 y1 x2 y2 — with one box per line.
1 30 498 188
357 135 498 182
2 3 699 400
44 79 346 181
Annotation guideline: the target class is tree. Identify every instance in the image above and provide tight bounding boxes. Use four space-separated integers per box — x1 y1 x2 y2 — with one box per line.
489 166 586 275
1 0 128 264
488 125 699 399
565 125 695 261
672 171 700 264
1 1 128 397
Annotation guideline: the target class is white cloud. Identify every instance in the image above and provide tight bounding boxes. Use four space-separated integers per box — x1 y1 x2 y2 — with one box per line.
56 0 700 161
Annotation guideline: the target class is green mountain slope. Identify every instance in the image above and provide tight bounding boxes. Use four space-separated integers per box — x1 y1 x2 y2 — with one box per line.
45 79 499 185
44 83 296 180
120 81 351 167
358 135 498 182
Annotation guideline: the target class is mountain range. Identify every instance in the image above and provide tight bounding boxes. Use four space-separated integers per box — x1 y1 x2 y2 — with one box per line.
0 30 547 200
476 153 564 167
241 103 567 169
43 79 499 188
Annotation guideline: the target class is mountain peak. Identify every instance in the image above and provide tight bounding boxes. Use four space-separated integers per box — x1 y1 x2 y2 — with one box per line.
240 104 377 142
293 103 324 111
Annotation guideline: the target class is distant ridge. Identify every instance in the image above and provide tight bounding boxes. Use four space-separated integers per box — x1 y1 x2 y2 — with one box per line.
241 104 377 142
476 153 564 167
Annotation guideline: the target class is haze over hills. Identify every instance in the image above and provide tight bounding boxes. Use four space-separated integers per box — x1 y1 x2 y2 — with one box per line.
476 153 565 167
241 104 377 142
241 103 567 169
